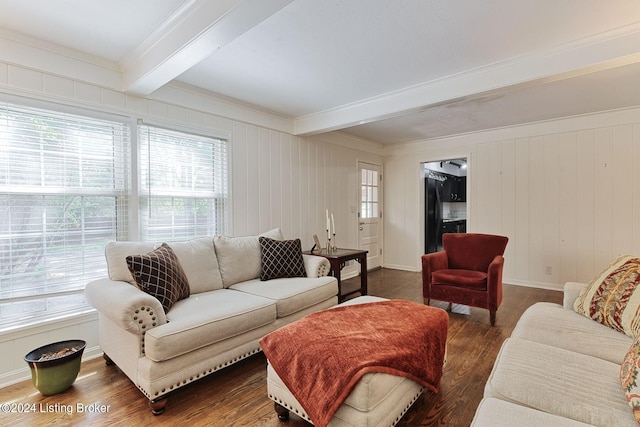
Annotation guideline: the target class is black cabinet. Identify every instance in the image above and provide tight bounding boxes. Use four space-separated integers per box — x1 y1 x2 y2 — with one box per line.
442 219 466 234
442 221 455 234
442 176 466 202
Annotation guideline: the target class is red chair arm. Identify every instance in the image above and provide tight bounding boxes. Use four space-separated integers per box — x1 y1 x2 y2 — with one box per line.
487 255 505 310
421 252 449 297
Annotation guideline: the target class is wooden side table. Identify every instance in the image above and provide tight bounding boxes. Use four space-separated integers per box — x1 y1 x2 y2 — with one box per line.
304 248 368 302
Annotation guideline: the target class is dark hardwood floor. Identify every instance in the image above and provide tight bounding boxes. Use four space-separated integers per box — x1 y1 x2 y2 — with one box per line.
0 268 562 427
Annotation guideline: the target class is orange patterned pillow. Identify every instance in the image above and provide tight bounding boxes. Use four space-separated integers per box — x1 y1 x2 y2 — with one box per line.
574 255 640 337
621 334 640 424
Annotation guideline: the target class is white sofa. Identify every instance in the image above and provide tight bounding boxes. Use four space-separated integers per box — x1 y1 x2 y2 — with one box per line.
85 229 338 414
472 281 636 426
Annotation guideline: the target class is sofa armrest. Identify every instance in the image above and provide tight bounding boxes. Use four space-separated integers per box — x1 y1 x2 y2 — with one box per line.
85 278 167 334
302 254 331 278
563 281 588 309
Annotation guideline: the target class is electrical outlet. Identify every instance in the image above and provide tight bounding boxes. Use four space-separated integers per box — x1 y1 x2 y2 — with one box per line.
544 266 552 275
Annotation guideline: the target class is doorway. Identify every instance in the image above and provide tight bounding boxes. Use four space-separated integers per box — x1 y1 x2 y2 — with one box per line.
358 161 382 270
422 158 467 254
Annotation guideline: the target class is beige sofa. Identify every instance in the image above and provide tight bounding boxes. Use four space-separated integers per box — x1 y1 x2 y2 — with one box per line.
85 229 338 414
472 281 636 426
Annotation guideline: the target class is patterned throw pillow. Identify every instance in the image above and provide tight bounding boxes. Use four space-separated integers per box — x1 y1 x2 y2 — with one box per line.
621 334 640 424
574 255 640 337
126 243 190 313
259 237 306 281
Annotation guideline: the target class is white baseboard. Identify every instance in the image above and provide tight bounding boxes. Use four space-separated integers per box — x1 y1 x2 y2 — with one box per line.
504 279 564 292
381 264 418 272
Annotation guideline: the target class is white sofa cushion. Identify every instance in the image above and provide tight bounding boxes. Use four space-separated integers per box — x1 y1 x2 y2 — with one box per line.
213 228 283 287
229 276 338 317
472 398 594 426
511 302 632 364
105 237 224 294
485 338 636 426
105 241 155 284
144 289 276 362
167 237 224 293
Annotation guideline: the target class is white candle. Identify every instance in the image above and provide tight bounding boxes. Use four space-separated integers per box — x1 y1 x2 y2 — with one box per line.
331 213 335 235
326 209 330 238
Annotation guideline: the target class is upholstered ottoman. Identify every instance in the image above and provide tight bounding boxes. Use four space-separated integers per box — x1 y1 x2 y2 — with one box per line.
262 296 448 427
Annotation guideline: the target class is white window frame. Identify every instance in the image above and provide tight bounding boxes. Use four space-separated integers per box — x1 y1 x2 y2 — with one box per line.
136 120 230 241
0 101 131 330
0 101 231 331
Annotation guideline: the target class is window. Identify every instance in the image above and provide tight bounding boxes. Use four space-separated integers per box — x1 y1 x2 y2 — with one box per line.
137 123 228 241
360 168 379 219
0 104 230 330
0 103 129 328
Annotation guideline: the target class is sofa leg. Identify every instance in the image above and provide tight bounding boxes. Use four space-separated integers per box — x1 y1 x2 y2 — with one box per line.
274 402 290 421
490 310 496 327
149 397 168 415
103 353 114 366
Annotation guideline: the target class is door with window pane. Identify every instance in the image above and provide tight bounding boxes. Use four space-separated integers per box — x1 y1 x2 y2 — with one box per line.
358 162 382 270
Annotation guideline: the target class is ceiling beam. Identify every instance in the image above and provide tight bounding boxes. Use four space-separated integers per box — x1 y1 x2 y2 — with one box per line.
293 24 640 136
121 0 294 95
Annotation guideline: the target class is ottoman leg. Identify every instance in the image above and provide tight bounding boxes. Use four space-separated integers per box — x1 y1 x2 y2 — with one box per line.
274 402 290 421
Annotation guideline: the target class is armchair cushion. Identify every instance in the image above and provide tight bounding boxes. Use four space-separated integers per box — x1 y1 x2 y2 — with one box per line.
126 243 190 313
432 269 487 290
259 237 306 281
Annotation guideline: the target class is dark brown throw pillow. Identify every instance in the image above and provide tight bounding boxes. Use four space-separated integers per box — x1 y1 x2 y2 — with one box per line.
126 243 190 313
259 237 307 281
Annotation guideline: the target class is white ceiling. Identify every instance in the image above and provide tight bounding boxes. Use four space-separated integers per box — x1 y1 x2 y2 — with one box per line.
1 0 640 144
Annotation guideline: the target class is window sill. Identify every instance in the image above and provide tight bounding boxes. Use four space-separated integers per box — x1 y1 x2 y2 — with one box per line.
0 309 98 341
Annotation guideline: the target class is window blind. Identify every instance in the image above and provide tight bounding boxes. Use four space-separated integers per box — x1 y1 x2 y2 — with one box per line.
0 103 130 327
137 123 228 241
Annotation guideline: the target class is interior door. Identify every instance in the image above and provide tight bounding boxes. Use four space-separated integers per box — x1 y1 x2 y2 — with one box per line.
358 162 382 270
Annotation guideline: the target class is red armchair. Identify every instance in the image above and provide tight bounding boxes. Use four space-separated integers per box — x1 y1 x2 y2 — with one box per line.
422 233 508 326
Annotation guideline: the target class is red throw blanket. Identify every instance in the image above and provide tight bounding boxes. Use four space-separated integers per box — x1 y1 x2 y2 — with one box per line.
260 300 448 427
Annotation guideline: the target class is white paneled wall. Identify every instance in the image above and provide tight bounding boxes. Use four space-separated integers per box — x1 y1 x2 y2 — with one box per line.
230 123 378 250
384 109 640 290
0 61 383 386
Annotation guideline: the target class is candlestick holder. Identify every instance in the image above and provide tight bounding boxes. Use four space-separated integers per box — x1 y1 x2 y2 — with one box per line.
326 237 332 253
332 233 337 251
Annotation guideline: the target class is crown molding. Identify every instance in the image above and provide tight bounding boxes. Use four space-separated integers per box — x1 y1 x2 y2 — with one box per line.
0 30 121 89
383 105 640 157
